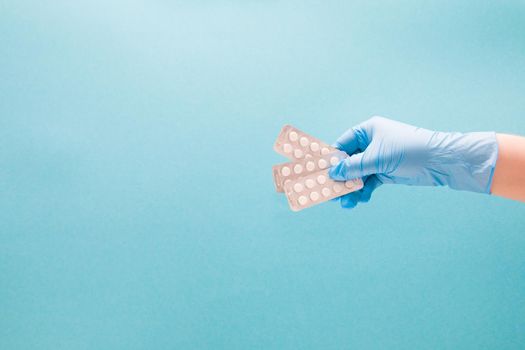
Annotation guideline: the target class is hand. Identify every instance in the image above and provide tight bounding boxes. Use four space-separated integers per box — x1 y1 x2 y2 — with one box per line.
329 116 498 209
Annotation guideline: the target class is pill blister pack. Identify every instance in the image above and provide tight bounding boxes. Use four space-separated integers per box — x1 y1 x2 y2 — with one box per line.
272 125 363 211
273 125 338 161
272 150 348 192
283 171 363 211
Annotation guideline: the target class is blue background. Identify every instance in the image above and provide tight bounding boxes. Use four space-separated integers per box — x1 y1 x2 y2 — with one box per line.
1 1 525 349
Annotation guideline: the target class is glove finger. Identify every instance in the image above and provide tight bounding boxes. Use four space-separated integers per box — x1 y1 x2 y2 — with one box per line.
340 191 361 209
332 124 370 155
358 175 383 203
328 151 378 180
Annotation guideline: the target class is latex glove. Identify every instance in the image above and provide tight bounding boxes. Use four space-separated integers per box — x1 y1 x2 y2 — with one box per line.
329 116 498 209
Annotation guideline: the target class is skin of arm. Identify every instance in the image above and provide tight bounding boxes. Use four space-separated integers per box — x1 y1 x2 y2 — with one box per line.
491 133 525 202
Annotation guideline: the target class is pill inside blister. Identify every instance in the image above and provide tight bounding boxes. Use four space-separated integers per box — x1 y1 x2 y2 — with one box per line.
318 159 328 169
317 175 326 185
310 192 319 201
294 149 304 158
305 179 315 189
306 161 315 171
293 183 304 193
333 184 343 193
298 196 308 205
321 147 330 155
294 164 303 174
289 131 298 141
310 142 319 152
345 181 356 188
281 166 291 176
330 156 339 166
300 137 309 147
283 144 292 153
322 187 331 197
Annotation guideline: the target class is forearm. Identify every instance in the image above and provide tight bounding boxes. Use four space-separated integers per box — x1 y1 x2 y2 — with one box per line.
491 133 525 202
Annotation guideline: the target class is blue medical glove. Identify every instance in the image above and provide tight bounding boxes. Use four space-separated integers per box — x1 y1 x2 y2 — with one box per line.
329 116 498 209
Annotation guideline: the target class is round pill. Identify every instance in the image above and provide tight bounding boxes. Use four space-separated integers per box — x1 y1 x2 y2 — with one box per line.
310 192 320 201
317 175 327 185
293 149 304 158
322 187 331 197
330 156 339 166
299 137 309 147
281 166 291 177
298 196 308 206
305 179 315 189
333 184 343 193
293 183 304 193
318 159 328 169
345 180 356 189
289 131 298 142
294 164 303 174
321 147 330 155
306 161 315 171
310 142 320 152
283 143 292 153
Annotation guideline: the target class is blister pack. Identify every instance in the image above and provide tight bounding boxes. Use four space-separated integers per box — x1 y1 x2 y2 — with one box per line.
272 125 364 211
272 150 348 192
273 125 338 161
283 172 363 212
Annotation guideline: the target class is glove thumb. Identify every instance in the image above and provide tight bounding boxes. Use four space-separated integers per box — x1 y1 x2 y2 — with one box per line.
329 151 378 180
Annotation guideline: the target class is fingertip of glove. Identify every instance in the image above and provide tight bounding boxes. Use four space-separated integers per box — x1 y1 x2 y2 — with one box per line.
341 196 358 209
328 166 338 179
331 142 344 150
328 162 346 181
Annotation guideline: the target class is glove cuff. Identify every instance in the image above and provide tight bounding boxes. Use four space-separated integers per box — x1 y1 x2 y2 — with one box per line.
446 131 499 194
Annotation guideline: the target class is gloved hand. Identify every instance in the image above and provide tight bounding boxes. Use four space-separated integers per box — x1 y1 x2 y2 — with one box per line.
329 116 498 208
